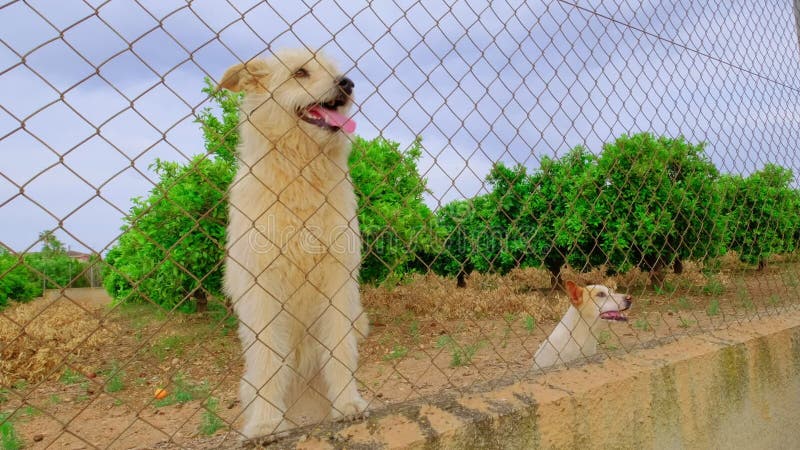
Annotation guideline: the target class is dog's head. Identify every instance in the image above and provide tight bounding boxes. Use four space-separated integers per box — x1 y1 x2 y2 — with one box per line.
565 280 632 322
218 49 355 136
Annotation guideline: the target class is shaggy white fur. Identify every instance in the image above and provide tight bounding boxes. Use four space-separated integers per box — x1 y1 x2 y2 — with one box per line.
219 49 368 439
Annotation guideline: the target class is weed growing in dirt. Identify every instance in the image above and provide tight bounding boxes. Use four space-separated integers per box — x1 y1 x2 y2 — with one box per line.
59 368 84 385
435 335 452 350
702 277 724 296
20 405 40 419
436 335 485 367
499 324 512 348
0 389 8 404
114 303 168 333
734 280 754 310
707 299 721 316
199 397 225 435
377 333 392 347
0 413 23 450
383 345 408 361
390 311 414 327
678 317 696 328
11 381 27 391
103 362 125 393
701 258 722 276
633 317 652 331
207 304 239 336
654 281 677 295
523 314 535 333
454 342 483 367
150 335 189 361
597 330 617 350
409 320 421 343
154 373 209 407
769 295 781 305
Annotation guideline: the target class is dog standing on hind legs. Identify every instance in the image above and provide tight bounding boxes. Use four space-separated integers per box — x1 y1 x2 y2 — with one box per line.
534 280 632 369
219 49 369 440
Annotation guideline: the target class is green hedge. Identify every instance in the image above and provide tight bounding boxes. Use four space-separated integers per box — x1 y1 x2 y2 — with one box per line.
99 80 800 303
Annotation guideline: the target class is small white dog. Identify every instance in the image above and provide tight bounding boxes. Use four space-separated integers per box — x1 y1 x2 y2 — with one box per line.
220 49 368 439
534 281 632 369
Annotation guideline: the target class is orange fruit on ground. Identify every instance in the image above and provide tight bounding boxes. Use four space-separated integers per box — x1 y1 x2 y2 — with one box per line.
154 388 168 400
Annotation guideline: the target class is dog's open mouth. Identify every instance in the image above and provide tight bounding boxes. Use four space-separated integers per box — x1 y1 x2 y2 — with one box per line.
600 311 628 322
299 100 356 134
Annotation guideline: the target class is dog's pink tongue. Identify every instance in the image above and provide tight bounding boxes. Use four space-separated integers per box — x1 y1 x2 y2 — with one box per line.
310 106 356 134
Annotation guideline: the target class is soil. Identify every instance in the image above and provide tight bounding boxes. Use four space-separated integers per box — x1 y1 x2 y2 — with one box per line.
1 259 799 449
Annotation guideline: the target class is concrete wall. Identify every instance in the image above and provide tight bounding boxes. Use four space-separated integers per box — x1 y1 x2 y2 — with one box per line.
255 310 800 449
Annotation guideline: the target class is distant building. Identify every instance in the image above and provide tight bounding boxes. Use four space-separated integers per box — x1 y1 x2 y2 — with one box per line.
66 250 92 262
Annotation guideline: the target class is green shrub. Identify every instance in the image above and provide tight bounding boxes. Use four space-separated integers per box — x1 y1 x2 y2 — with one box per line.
1 230 100 309
721 164 800 269
103 156 233 312
350 136 437 285
431 199 476 286
525 146 603 284
0 250 40 307
591 133 725 280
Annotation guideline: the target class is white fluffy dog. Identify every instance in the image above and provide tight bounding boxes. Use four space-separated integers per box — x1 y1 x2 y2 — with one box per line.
219 49 368 439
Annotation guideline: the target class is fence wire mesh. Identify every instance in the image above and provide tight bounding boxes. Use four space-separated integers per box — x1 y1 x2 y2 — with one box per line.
2 0 800 448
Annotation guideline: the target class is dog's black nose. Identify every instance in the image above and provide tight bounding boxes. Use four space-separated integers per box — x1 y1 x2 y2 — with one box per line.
623 295 633 309
337 76 354 95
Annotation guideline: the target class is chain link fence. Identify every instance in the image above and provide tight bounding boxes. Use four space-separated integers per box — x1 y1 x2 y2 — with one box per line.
2 0 800 447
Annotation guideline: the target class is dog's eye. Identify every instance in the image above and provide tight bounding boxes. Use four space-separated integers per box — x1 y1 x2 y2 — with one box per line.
596 292 606 298
294 68 309 78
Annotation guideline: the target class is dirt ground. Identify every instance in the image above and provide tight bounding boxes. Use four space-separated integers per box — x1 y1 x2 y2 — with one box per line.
2 259 800 449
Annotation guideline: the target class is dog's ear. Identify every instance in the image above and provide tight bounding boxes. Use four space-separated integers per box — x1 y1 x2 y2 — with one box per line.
218 60 271 93
565 280 583 307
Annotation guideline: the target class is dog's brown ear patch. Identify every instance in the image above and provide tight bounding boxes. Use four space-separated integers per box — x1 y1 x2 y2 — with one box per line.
565 280 583 307
218 60 271 93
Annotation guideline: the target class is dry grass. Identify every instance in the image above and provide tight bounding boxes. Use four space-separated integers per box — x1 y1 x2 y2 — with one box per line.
361 264 687 325
0 253 794 390
362 269 564 325
360 253 788 327
0 291 118 386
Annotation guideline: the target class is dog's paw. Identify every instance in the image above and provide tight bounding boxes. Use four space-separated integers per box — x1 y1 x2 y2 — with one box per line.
241 430 291 448
240 421 290 445
331 397 370 422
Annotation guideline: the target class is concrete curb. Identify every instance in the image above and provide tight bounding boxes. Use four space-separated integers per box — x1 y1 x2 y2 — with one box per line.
245 309 800 449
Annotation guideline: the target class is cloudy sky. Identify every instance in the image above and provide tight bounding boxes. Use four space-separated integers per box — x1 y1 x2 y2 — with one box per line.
1 0 799 254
